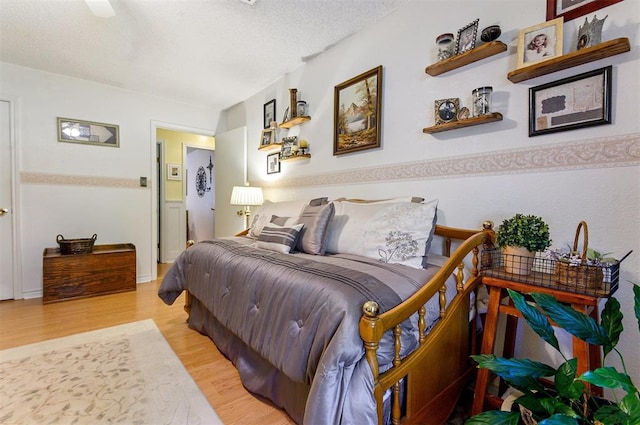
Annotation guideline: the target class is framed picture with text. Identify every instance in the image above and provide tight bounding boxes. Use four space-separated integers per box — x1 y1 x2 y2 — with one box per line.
267 153 280 174
529 66 611 137
263 99 276 129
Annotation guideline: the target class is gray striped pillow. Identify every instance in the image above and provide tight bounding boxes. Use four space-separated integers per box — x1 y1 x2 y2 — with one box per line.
256 223 304 254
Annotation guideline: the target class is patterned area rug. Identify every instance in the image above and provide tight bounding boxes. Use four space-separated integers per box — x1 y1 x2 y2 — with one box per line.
0 320 222 425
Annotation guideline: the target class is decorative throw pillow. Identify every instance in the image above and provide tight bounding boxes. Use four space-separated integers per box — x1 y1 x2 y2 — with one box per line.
270 215 292 226
248 198 328 238
324 199 439 269
295 202 335 255
256 223 304 254
248 200 307 238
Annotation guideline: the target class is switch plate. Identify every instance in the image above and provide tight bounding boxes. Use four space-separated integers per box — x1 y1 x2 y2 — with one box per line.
140 177 147 187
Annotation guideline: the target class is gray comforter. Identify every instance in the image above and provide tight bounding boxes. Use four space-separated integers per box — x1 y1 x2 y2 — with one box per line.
158 237 455 424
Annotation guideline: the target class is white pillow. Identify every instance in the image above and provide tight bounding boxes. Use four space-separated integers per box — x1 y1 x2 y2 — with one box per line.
324 199 439 269
248 200 308 238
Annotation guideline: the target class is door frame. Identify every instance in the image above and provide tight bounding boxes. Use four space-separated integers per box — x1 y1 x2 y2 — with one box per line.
150 120 214 281
1 97 22 299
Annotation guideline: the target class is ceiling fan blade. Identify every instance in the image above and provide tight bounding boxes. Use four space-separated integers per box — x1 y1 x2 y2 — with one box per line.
85 0 115 18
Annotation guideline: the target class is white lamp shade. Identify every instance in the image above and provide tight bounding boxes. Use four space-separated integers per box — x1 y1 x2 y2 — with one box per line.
230 186 264 206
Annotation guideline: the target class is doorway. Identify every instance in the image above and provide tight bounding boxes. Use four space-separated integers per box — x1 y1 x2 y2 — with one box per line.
185 146 215 242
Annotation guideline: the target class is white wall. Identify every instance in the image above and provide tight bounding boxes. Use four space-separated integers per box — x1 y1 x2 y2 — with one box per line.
0 62 219 295
222 1 640 393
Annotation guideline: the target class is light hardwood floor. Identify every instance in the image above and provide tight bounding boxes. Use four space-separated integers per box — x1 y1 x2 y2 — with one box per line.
0 264 296 425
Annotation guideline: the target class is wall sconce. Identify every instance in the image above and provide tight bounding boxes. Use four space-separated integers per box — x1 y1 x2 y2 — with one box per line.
230 185 264 229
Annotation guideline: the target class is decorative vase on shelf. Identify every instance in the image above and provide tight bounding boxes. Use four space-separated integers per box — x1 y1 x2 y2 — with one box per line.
436 33 455 61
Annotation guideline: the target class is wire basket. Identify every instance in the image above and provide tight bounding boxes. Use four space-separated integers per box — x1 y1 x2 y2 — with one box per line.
56 234 97 255
480 248 621 297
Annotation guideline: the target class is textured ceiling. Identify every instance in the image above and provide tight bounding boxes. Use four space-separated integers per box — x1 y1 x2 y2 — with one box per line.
0 0 404 110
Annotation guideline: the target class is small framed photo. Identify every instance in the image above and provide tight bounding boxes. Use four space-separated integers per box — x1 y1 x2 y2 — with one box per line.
455 19 479 55
517 17 563 69
259 129 276 148
529 66 611 137
546 0 622 22
267 153 280 174
434 98 460 125
282 106 290 124
281 136 298 158
57 117 119 147
263 99 276 129
167 163 182 180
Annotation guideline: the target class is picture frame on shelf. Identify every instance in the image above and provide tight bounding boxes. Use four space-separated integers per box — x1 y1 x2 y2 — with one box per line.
259 128 276 148
167 163 182 181
267 153 280 174
529 65 611 137
281 136 298 158
263 99 276 129
516 17 563 69
455 19 479 55
57 117 119 147
546 0 622 22
282 107 290 124
434 98 460 125
333 65 382 156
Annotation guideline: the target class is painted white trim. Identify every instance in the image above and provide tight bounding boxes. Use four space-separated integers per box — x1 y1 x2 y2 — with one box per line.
1 96 22 299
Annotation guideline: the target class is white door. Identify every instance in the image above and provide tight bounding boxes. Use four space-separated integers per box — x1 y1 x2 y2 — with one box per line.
214 127 247 237
0 100 14 300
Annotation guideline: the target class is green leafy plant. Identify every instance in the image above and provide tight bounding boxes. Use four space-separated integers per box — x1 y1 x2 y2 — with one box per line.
496 213 552 252
466 283 640 425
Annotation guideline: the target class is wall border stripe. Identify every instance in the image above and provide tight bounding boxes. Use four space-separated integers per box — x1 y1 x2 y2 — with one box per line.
21 172 143 189
267 132 640 188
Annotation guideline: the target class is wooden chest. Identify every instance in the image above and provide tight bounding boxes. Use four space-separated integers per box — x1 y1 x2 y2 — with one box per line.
43 243 136 304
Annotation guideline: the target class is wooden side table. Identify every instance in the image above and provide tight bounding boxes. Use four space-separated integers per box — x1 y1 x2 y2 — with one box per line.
471 275 603 415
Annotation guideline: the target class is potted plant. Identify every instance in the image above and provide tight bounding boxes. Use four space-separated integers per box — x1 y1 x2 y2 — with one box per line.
496 213 552 275
466 283 640 425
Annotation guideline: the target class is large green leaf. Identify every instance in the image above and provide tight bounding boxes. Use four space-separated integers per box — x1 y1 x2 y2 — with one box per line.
508 289 559 351
579 367 637 393
555 359 584 400
530 293 610 346
634 284 640 334
538 414 579 425
593 403 632 425
471 354 556 379
464 410 520 425
619 392 640 420
601 297 623 357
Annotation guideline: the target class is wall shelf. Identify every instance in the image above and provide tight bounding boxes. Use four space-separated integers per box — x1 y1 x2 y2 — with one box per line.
422 112 503 134
425 41 507 76
258 142 282 152
507 37 630 83
280 153 311 162
279 116 311 129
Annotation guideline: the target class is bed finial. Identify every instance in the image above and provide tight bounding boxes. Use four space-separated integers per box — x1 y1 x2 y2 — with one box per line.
362 301 379 317
482 220 494 230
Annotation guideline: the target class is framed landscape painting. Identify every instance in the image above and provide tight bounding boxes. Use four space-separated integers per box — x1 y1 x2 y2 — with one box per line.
333 65 382 155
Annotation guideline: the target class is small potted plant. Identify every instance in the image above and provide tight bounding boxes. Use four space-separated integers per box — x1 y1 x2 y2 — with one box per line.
496 213 552 275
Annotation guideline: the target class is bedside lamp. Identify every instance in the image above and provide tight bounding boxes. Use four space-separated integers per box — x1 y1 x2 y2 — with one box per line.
230 186 264 229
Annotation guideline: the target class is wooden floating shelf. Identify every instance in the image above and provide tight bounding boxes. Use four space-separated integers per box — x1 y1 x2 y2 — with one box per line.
279 116 311 129
280 154 311 162
507 37 630 83
422 112 503 134
258 142 281 152
425 41 507 76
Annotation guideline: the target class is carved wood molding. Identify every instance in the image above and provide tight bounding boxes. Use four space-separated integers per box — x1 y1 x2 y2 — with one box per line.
268 133 640 188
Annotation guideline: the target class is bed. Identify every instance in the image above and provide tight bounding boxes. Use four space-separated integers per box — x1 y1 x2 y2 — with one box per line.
158 197 494 424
